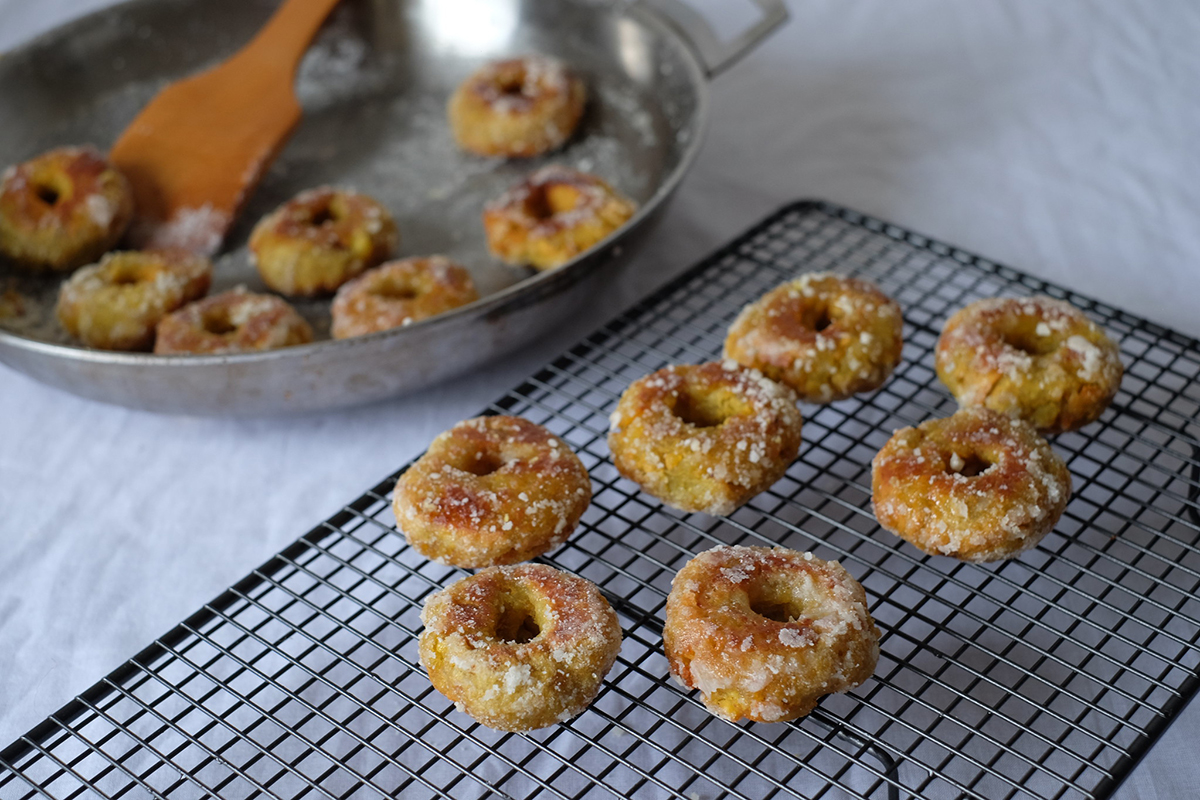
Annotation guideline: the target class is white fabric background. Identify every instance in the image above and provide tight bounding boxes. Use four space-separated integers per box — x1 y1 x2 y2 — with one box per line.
1 1 1198 797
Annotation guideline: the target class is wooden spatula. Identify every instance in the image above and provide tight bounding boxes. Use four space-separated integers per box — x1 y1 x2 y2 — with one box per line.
110 0 344 254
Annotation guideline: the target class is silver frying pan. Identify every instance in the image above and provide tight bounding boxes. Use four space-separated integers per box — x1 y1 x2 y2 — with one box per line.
0 0 786 414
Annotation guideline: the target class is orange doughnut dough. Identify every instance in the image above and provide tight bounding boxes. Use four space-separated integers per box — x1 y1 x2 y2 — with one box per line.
448 56 586 158
248 187 398 296
607 361 803 516
393 416 592 568
419 564 622 731
935 296 1123 433
0 146 133 272
724 273 903 403
664 545 880 723
56 250 211 351
330 256 479 339
154 287 313 355
872 406 1071 562
483 165 636 271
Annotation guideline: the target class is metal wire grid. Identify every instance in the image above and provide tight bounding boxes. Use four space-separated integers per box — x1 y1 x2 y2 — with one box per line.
4 200 1200 800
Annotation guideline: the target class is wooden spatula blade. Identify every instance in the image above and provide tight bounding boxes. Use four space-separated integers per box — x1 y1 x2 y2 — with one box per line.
109 0 343 254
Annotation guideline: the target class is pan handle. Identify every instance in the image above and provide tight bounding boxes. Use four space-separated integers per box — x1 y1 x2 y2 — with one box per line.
639 0 788 78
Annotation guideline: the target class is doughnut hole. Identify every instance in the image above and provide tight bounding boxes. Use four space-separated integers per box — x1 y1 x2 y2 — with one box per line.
493 587 546 644
370 275 421 301
946 450 993 478
669 384 750 430
745 578 806 624
525 183 582 220
200 306 238 336
997 316 1060 357
800 299 838 334
494 64 527 95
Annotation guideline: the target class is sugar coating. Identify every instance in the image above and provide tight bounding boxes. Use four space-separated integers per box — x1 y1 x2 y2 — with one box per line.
935 295 1123 433
248 186 398 297
448 55 585 158
330 256 479 339
483 164 636 271
154 286 313 355
724 272 904 403
608 361 803 515
663 545 880 723
394 415 592 567
419 564 622 731
0 145 134 272
56 250 212 351
871 406 1072 562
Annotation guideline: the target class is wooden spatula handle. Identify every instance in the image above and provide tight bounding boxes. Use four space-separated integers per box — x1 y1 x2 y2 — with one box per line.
232 0 347 78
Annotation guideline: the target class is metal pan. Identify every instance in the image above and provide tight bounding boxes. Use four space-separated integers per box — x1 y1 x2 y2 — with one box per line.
0 0 785 415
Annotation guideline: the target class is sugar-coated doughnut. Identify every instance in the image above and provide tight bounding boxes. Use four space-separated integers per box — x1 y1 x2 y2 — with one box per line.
483 165 636 271
394 415 592 568
249 187 398 296
664 545 880 723
724 273 903 403
154 287 313 355
0 146 133 272
419 564 622 731
448 56 586 158
56 250 211 351
607 361 803 516
936 296 1123 433
872 406 1071 562
330 256 479 339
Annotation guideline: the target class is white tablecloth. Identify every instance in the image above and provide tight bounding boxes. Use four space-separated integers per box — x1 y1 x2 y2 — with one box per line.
2 1 1197 798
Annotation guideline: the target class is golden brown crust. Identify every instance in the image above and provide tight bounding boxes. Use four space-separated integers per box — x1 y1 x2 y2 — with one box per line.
248 187 398 297
56 250 211 351
419 564 621 731
394 415 592 568
935 296 1123 433
0 146 134 272
607 361 803 516
153 287 313 355
448 56 586 158
330 256 479 339
483 165 636 271
664 545 880 723
871 406 1072 562
724 273 904 403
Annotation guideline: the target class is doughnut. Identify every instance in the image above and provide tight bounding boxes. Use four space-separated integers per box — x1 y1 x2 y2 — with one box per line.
607 361 803 516
664 545 880 723
724 273 904 403
0 146 134 272
448 56 586 158
483 165 636 271
935 296 1123 433
330 256 479 339
419 563 622 731
55 250 211 351
154 287 313 355
871 406 1071 562
248 187 398 297
394 415 592 568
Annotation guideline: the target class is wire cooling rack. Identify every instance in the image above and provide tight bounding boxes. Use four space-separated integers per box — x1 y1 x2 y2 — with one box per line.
4 200 1200 800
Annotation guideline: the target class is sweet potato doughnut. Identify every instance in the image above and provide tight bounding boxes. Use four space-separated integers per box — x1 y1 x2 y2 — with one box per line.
872 406 1071 562
0 146 134 272
483 165 636 271
56 250 211 351
330 256 479 339
248 187 398 296
448 56 586 158
936 296 1123 433
154 287 313 355
724 273 904 403
664 545 880 723
394 415 592 568
607 361 803 516
419 563 622 731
